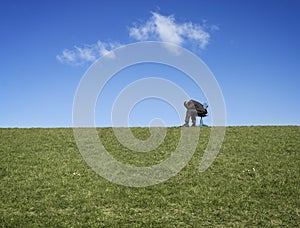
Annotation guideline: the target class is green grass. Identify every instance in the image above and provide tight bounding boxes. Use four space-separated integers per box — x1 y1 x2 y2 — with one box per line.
0 126 299 227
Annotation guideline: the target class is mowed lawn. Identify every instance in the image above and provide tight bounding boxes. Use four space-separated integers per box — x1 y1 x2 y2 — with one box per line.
0 126 299 227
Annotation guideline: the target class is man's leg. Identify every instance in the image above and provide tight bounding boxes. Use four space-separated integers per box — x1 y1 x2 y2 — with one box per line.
191 110 197 126
183 110 190 126
183 100 190 127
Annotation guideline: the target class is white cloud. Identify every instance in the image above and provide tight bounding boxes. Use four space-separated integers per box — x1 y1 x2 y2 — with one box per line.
56 41 123 66
57 12 216 65
96 41 121 59
56 49 77 64
129 12 211 50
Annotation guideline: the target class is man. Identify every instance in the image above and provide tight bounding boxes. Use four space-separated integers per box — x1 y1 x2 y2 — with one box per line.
182 99 208 127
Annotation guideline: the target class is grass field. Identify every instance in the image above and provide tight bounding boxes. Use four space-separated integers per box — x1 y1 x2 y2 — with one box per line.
0 126 299 227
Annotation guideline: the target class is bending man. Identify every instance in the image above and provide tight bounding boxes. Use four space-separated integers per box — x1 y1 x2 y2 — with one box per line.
182 100 208 127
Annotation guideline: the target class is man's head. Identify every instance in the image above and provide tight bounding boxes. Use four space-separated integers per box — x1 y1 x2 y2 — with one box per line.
184 100 190 109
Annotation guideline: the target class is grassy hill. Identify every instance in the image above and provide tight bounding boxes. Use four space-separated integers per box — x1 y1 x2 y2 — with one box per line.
0 126 299 227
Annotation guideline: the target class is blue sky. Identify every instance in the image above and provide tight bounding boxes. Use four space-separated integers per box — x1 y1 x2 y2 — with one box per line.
0 0 299 127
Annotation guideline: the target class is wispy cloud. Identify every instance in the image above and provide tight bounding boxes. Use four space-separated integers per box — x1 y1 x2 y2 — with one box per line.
129 12 213 50
57 12 217 65
56 41 123 66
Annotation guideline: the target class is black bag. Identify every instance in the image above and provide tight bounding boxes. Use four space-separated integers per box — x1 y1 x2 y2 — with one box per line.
190 100 208 117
